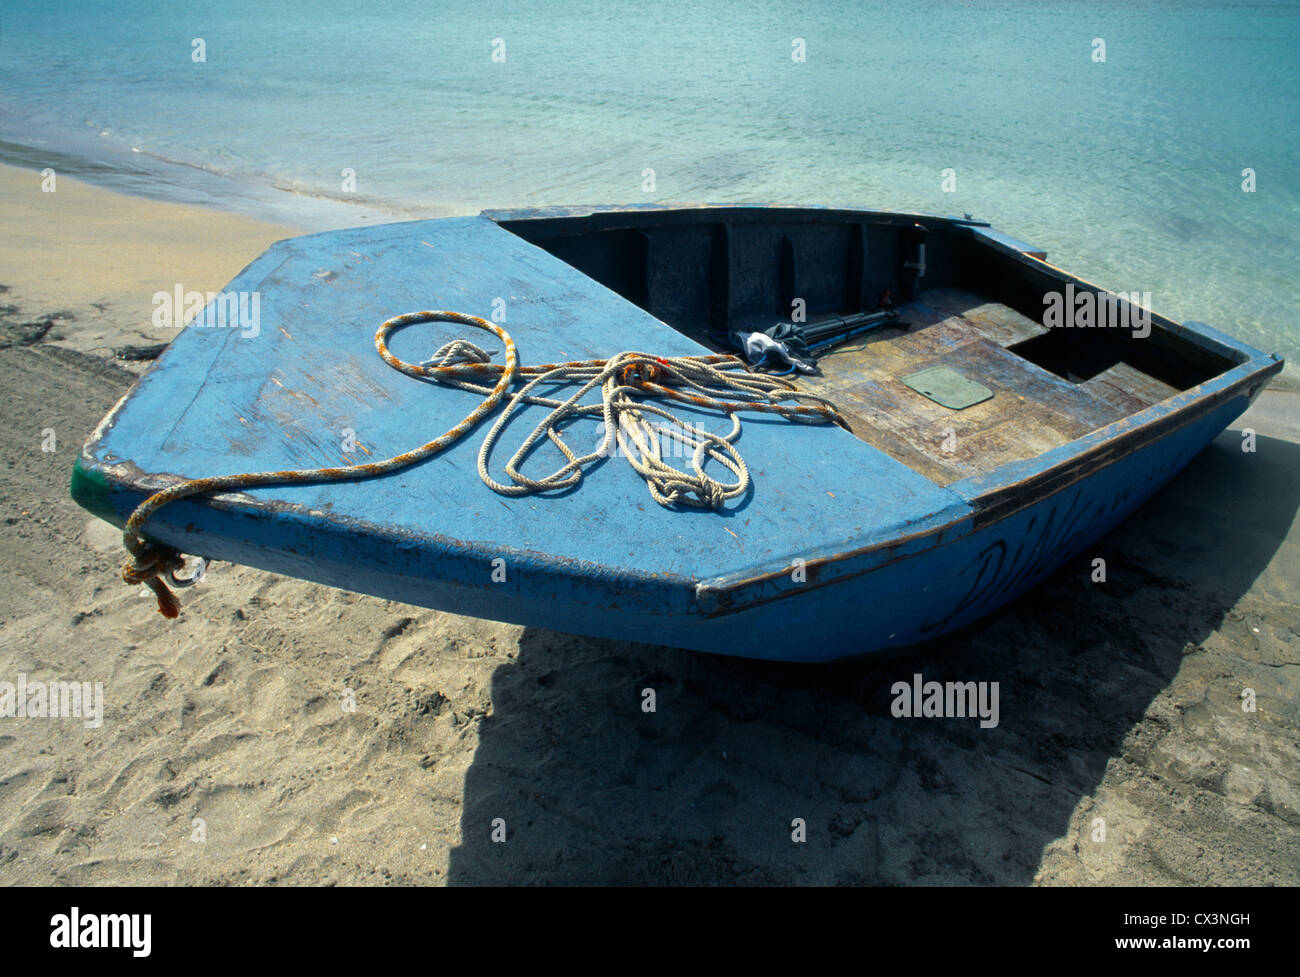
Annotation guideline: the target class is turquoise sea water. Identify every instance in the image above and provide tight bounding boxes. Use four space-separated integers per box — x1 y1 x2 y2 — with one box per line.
1 0 1296 374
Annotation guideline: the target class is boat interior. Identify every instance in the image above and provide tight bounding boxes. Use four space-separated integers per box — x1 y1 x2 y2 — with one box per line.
497 208 1247 487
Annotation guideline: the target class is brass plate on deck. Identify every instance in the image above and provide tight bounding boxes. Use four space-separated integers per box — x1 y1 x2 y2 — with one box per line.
901 366 993 410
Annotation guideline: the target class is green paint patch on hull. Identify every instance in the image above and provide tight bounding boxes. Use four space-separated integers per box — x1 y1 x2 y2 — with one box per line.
70 459 124 527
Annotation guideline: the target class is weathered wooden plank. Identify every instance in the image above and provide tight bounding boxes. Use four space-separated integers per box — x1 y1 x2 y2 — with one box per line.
919 287 1049 346
1081 361 1181 412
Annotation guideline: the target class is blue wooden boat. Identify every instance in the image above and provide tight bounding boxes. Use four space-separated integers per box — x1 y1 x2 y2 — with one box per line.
71 205 1283 661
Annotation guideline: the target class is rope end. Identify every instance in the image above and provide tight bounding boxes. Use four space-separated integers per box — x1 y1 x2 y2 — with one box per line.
149 579 182 618
122 535 186 619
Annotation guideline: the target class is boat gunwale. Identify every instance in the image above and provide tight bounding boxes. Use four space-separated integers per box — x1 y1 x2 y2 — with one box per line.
482 201 992 229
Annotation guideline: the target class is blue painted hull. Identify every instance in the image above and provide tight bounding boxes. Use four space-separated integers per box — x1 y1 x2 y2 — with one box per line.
71 205 1283 661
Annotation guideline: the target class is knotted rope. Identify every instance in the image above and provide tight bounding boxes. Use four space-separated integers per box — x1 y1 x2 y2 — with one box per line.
121 310 846 617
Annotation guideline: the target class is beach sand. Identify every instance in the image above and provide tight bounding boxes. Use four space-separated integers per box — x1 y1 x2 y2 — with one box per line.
1 163 1296 885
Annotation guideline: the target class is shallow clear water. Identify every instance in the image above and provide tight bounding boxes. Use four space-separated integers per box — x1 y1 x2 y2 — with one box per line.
2 0 1296 373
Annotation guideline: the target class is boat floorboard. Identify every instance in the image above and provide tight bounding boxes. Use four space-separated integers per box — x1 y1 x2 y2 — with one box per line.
796 288 1180 485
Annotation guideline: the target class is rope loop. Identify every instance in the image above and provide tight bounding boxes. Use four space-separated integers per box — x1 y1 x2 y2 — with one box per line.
120 310 846 617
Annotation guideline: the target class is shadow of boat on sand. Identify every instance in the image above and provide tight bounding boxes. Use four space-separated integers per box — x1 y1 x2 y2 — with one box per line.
447 428 1300 884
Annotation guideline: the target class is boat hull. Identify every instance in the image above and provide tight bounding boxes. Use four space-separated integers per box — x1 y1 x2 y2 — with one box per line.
69 205 1284 662
72 369 1268 661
